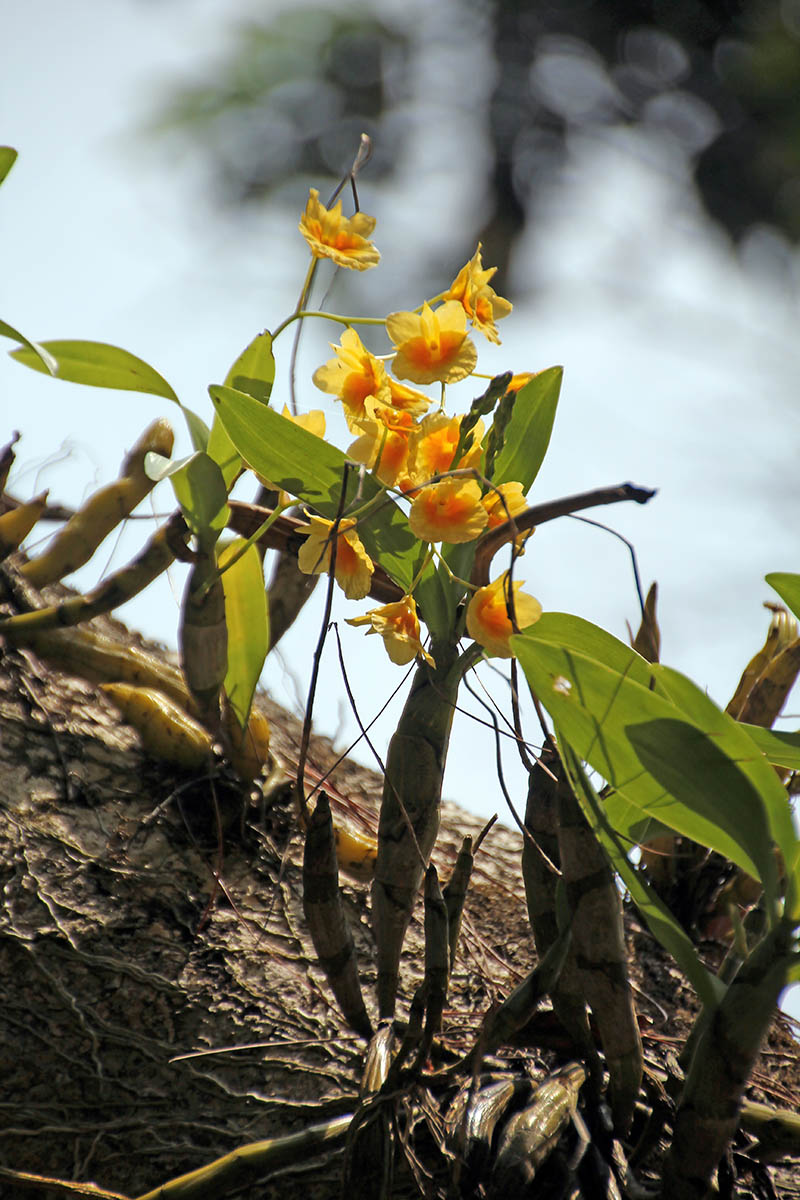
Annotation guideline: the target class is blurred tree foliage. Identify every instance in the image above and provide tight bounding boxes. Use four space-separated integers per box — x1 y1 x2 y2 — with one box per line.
150 9 411 198
150 0 800 289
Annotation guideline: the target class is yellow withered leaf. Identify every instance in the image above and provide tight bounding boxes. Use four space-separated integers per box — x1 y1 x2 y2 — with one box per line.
630 581 660 664
727 603 798 722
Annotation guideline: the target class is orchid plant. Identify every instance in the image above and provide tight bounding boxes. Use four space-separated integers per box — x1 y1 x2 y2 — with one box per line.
5 137 800 1194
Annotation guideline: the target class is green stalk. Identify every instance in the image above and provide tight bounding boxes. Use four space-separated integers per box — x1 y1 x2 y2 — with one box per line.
372 637 462 1019
662 916 798 1199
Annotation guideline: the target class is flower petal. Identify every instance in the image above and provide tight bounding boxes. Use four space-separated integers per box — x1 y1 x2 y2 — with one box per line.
466 573 542 657
297 514 374 600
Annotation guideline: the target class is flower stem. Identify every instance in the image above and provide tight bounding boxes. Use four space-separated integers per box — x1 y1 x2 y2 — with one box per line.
272 310 387 343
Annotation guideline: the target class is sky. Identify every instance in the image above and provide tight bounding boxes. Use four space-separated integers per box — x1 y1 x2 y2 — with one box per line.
2 0 799 1003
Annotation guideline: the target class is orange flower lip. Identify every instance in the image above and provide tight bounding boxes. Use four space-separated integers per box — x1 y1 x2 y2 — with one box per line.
408 478 488 544
405 412 485 488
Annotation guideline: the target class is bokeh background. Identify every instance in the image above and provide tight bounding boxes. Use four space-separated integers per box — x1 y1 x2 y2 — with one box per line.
2 0 799 996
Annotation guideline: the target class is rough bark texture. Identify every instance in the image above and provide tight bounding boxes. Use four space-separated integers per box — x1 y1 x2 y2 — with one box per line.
1 599 799 1197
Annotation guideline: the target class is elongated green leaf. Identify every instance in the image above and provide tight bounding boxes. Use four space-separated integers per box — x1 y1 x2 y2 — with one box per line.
602 790 672 848
218 539 268 726
520 614 796 910
169 452 229 552
209 331 276 488
0 147 18 187
225 330 275 404
1 319 57 375
766 573 800 622
491 366 562 491
416 540 480 640
741 724 800 771
183 408 210 454
654 665 797 890
512 628 778 910
210 384 420 595
10 339 179 401
524 612 655 686
560 740 724 1012
207 419 242 491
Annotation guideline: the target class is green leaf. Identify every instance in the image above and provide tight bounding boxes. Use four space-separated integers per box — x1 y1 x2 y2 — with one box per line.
0 147 18 188
414 540 480 641
654 665 798 891
207 418 242 491
602 790 672 849
517 614 797 911
766 572 800 622
522 612 655 685
210 384 420 595
1 319 57 375
224 330 275 404
512 625 780 911
560 740 724 1011
182 408 211 454
168 452 229 552
525 616 795 858
208 331 276 489
8 335 210 449
10 339 179 402
491 366 562 491
218 539 269 726
741 724 800 771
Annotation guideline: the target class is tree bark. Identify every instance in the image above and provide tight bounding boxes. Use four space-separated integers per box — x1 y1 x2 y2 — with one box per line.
1 595 799 1197
0 597 531 1197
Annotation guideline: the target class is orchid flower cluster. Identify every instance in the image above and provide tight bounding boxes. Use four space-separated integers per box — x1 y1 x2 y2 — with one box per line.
291 187 543 666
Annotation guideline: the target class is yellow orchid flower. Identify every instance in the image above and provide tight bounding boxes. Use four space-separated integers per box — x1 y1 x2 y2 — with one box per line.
346 594 435 667
466 572 542 658
481 481 527 530
407 412 485 487
446 243 512 344
505 371 537 393
297 514 374 600
347 402 417 488
387 301 477 385
408 478 488 544
312 328 392 429
299 188 380 270
281 404 326 439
